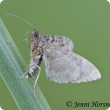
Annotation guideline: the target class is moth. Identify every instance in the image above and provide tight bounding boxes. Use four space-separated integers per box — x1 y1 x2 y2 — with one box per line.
7 14 101 98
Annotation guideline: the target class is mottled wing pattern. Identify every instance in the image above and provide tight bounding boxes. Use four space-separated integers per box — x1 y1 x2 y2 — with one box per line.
43 44 101 83
41 35 74 52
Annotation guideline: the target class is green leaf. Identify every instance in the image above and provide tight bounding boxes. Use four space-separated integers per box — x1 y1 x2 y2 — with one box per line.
0 18 51 110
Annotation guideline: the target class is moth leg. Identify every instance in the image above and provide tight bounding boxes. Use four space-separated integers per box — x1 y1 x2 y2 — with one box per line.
24 57 31 70
20 66 30 78
7 38 31 51
29 58 41 99
20 60 35 78
33 64 41 99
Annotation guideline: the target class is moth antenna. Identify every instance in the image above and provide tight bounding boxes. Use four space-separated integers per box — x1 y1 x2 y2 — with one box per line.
25 30 33 37
6 14 35 29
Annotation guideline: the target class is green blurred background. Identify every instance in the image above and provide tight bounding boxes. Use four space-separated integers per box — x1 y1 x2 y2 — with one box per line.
0 0 110 110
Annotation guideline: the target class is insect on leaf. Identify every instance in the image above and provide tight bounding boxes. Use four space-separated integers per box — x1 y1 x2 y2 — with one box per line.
6 14 101 99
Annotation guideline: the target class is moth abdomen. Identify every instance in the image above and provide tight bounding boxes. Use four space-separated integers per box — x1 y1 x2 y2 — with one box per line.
28 55 42 78
28 67 38 78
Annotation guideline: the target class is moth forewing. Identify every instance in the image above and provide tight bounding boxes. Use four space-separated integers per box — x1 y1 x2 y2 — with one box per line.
42 35 74 52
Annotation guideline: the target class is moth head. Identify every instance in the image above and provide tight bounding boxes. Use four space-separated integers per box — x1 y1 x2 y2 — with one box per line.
32 29 39 38
29 29 39 42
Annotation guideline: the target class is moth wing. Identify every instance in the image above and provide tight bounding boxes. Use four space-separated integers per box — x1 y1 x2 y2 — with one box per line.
43 44 101 83
69 52 101 83
43 44 80 83
42 35 74 52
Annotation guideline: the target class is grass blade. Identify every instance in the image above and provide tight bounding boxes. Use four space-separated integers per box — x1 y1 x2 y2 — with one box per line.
0 18 51 110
